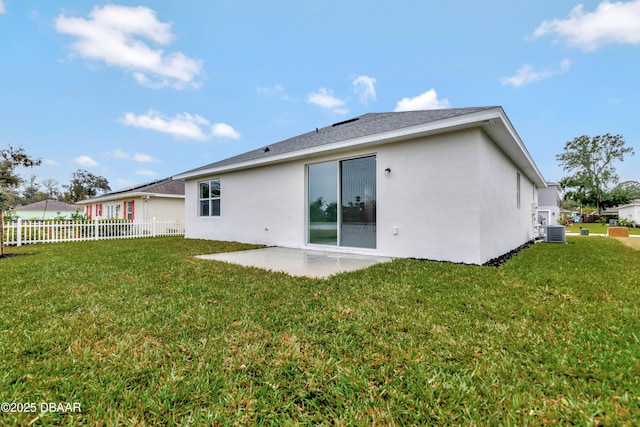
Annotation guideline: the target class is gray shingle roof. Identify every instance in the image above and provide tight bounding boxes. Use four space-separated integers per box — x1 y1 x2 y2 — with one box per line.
88 177 185 201
179 107 497 176
15 200 82 211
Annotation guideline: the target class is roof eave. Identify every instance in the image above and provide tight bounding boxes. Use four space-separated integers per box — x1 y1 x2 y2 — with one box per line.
77 192 185 204
174 107 547 187
480 108 547 188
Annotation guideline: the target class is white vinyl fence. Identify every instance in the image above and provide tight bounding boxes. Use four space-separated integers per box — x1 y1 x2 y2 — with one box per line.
3 218 184 246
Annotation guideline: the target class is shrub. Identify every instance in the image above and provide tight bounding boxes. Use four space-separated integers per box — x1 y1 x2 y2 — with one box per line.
71 209 87 221
618 218 635 228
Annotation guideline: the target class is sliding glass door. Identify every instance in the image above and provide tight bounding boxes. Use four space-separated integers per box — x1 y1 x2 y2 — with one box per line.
340 156 376 248
308 161 338 245
307 156 376 248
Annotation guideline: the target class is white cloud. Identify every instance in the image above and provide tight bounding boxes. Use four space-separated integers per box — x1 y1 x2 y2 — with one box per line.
501 58 572 88
121 110 209 140
132 153 159 162
352 75 377 104
54 5 203 89
42 159 59 166
256 84 292 101
0 1 6 14
108 150 159 162
532 0 640 51
120 110 239 141
559 58 572 70
257 84 284 96
212 123 240 139
75 155 99 167
307 88 348 113
110 149 129 159
394 89 451 112
135 169 157 176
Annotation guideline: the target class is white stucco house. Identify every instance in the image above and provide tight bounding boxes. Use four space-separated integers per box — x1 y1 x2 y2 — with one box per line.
10 200 83 220
174 107 546 265
77 177 185 221
618 200 640 226
537 182 561 228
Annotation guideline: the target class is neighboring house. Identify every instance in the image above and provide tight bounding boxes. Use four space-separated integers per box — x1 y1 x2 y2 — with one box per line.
559 208 578 222
537 182 561 228
174 107 546 265
618 200 640 226
10 200 83 220
77 178 185 221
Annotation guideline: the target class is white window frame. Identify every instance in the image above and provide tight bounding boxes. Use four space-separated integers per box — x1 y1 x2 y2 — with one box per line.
106 203 115 219
199 179 221 217
126 201 134 220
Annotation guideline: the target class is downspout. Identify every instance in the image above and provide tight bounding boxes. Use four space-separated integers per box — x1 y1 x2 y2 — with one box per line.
143 195 150 221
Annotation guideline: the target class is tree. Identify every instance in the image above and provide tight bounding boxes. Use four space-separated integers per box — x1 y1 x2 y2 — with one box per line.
1 145 41 256
600 180 640 209
1 145 41 198
63 169 111 203
614 180 640 200
556 134 634 215
21 175 40 205
41 178 62 200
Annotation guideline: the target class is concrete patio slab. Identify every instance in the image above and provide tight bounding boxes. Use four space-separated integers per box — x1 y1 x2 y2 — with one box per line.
195 247 393 278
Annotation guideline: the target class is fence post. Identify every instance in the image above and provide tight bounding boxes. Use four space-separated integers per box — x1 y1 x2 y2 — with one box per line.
152 217 157 238
0 211 4 255
17 218 22 247
94 219 98 241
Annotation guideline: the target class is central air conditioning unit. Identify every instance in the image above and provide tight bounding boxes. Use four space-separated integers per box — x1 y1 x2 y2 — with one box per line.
544 225 566 243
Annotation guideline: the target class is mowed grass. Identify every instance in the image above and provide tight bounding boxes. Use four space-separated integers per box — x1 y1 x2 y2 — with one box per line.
0 237 638 425
565 223 640 235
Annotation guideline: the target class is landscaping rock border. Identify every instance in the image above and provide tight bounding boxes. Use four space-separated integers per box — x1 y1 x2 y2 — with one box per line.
410 240 537 268
482 240 536 267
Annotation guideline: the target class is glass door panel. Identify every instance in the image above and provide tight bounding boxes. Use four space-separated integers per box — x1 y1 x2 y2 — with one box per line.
340 156 376 248
308 162 338 245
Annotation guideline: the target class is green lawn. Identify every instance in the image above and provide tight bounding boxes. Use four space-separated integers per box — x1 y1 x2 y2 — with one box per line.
1 237 639 425
565 222 640 235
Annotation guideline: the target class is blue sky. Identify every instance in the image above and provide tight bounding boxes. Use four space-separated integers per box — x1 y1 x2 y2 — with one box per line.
1 0 639 192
